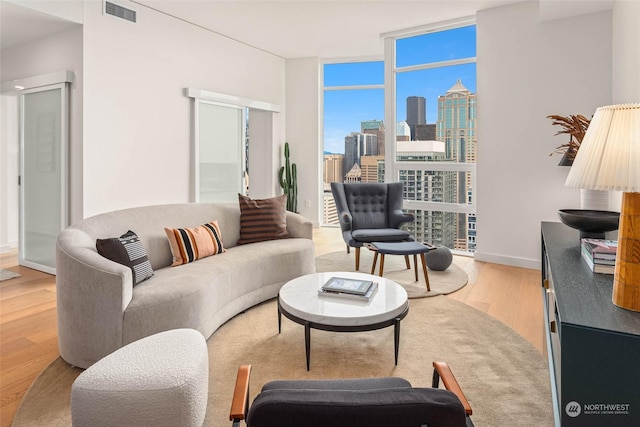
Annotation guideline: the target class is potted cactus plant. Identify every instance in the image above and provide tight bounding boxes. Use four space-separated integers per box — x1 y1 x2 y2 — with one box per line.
278 142 297 212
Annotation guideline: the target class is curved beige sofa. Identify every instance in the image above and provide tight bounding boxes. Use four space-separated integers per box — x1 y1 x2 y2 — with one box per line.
56 202 315 369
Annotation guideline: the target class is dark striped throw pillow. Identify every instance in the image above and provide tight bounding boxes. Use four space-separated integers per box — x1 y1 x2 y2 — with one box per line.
238 194 289 245
96 230 154 285
164 220 225 266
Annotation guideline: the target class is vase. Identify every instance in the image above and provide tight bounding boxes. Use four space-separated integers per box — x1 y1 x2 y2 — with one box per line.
558 149 576 166
580 189 610 211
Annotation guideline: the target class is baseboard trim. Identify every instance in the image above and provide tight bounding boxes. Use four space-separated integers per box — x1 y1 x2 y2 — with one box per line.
0 241 18 254
474 251 540 270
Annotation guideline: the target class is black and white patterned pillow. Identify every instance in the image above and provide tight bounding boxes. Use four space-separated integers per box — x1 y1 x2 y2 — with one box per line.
96 230 154 285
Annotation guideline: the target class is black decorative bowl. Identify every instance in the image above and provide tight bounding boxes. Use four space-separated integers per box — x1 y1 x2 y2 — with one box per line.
558 209 620 239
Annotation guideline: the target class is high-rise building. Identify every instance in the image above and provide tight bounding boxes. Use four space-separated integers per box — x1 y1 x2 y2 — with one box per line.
396 121 411 141
344 163 362 182
437 80 476 164
360 155 384 183
361 120 386 156
395 141 457 247
436 79 477 252
344 132 377 178
323 183 339 225
415 124 436 141
467 211 476 252
406 96 426 141
323 154 344 184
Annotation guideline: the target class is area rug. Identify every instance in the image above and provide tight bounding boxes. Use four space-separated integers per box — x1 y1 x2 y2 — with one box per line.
12 297 553 426
0 268 21 281
316 250 469 298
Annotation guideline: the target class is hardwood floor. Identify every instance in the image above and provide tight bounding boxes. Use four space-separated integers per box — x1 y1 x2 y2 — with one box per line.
314 227 544 354
0 251 58 427
0 229 544 426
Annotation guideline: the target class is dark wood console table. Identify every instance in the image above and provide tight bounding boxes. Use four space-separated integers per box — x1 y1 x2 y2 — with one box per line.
541 222 640 427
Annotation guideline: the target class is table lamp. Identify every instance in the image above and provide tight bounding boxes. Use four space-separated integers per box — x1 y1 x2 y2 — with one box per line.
565 103 640 311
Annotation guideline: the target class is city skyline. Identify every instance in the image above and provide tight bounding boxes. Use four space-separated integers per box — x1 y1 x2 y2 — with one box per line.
324 75 477 154
323 25 476 155
323 77 476 155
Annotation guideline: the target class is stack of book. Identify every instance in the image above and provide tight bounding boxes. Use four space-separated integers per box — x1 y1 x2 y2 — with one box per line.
581 238 618 274
318 276 378 301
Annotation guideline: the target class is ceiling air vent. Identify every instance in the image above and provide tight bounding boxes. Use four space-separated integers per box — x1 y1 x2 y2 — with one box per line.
104 1 137 23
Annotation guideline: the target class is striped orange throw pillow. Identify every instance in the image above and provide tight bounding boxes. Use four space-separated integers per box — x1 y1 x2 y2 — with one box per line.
238 194 289 245
165 220 225 266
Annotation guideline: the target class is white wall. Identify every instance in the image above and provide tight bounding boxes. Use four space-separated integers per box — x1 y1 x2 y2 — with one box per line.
285 57 320 224
81 0 285 216
0 95 19 252
475 1 612 268
610 0 640 210
612 0 640 103
0 25 83 247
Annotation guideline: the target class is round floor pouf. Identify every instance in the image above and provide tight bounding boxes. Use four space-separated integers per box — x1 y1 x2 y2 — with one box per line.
425 246 453 271
71 328 208 427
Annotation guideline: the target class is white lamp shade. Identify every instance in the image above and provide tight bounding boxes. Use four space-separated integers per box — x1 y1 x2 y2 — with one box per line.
565 104 640 192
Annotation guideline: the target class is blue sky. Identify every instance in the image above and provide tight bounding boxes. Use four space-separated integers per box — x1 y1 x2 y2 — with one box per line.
323 25 476 154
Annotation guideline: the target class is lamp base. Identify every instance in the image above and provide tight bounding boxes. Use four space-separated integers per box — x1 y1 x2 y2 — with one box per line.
612 192 640 312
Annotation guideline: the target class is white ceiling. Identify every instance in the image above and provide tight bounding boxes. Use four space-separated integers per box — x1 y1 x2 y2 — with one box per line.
134 0 523 58
1 0 614 58
0 1 80 50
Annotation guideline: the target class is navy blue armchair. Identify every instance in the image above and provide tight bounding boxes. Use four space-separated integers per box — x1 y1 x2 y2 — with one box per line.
330 182 414 270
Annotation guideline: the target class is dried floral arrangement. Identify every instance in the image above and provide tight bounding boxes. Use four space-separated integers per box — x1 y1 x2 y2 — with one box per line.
547 114 591 161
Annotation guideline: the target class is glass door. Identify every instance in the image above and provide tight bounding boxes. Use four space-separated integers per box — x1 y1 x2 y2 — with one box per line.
19 83 68 274
195 100 246 202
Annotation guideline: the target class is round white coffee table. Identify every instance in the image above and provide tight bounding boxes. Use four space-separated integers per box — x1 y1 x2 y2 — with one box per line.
278 271 409 370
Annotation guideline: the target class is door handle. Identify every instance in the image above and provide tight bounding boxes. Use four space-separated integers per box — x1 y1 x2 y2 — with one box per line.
550 320 557 333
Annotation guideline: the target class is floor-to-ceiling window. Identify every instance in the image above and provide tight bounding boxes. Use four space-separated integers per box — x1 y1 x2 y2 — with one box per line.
385 22 477 252
321 21 477 253
322 61 384 225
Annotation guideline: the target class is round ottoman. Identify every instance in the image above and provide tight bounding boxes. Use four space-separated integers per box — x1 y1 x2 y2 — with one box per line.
71 329 208 427
425 246 453 271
